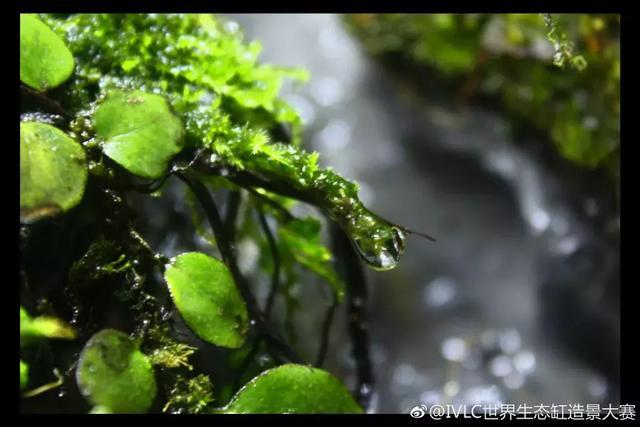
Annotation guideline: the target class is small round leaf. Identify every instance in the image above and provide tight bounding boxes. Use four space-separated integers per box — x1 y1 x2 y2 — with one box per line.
76 329 157 413
20 122 87 223
164 252 249 349
93 90 185 179
20 14 74 91
223 364 363 414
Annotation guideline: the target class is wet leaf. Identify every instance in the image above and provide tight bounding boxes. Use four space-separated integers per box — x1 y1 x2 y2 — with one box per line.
164 252 249 349
20 360 29 390
20 14 74 91
76 329 157 413
20 306 76 344
222 364 363 414
93 90 185 179
20 122 87 223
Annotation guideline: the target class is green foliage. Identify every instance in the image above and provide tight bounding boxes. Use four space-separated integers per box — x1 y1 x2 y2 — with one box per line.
20 122 88 223
148 337 198 370
20 360 29 390
278 217 345 301
211 134 408 271
163 374 215 414
43 14 306 146
20 14 74 91
20 306 76 344
19 13 398 413
221 364 363 414
345 14 620 185
542 13 588 71
93 90 185 179
42 13 404 270
75 329 157 413
164 252 249 349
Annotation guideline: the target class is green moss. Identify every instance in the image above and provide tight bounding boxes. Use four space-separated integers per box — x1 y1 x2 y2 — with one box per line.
345 14 620 187
21 14 400 413
42 13 408 270
163 375 215 414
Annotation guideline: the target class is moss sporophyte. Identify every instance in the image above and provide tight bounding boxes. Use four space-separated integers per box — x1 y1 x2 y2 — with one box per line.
20 13 433 413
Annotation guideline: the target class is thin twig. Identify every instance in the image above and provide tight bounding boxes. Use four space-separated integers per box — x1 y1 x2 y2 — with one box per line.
256 208 280 318
245 187 295 222
224 190 242 243
233 336 263 392
315 294 338 368
173 170 303 364
331 224 374 411
20 84 70 118
129 227 170 269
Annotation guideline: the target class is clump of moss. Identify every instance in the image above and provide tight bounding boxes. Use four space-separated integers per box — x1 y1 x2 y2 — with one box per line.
344 14 620 190
20 14 399 413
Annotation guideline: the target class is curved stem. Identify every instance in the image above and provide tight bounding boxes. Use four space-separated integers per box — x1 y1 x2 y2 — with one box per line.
256 208 280 318
224 190 242 243
233 336 263 392
331 224 374 411
315 294 338 368
174 170 303 365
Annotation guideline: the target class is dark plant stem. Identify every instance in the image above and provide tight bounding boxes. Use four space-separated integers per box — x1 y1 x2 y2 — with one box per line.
331 224 374 411
224 190 242 242
20 84 70 118
315 294 338 368
129 227 170 270
232 336 263 392
256 208 280 318
246 187 295 222
174 170 303 365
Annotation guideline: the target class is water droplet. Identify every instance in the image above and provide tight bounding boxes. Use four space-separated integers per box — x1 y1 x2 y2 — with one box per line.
351 226 406 271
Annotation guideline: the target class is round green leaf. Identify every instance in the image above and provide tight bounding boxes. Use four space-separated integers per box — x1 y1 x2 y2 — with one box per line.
20 14 74 91
20 122 87 223
93 90 185 179
20 360 29 391
223 364 363 414
164 252 249 349
76 329 157 413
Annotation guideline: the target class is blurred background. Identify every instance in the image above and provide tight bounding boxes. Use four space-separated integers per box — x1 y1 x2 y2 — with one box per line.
222 14 621 413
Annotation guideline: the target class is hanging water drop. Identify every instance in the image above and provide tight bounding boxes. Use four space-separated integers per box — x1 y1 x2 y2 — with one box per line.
351 226 406 271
